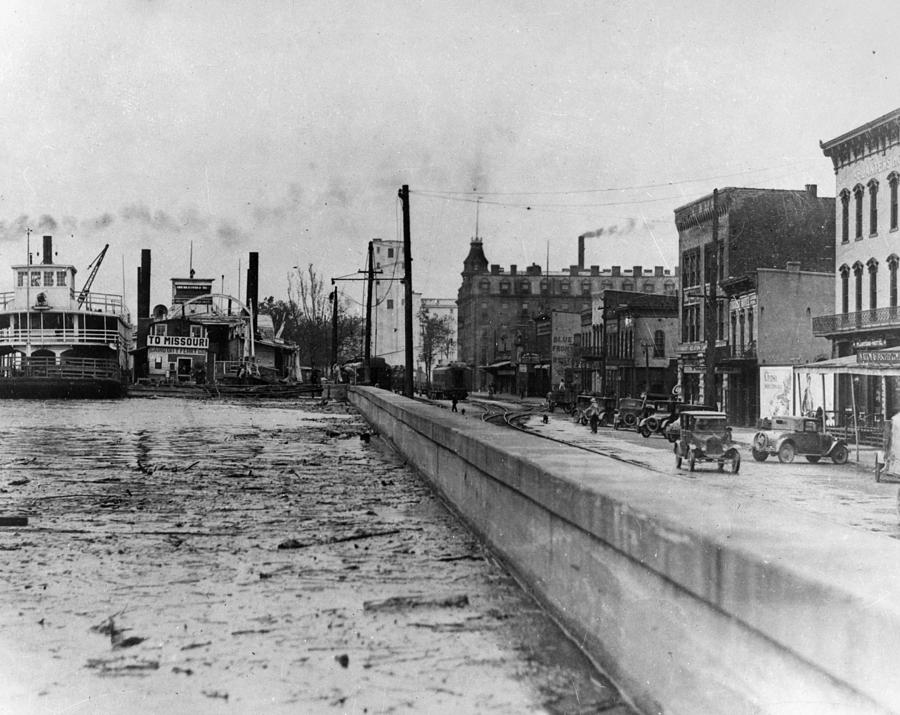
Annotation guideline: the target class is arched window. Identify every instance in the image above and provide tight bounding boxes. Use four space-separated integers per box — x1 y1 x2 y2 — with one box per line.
854 184 865 239
868 258 879 310
653 329 665 357
889 173 900 231
889 254 899 311
840 188 851 243
868 179 879 235
622 280 633 292
853 261 864 312
839 264 850 314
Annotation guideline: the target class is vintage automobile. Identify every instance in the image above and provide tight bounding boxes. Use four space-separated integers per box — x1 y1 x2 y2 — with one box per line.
612 397 646 430
660 403 716 442
674 410 740 473
751 415 849 464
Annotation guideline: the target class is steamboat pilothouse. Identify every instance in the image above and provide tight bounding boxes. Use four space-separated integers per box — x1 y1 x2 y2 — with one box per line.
0 234 131 398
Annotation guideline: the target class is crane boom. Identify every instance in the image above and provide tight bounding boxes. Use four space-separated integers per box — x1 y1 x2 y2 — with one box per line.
76 244 109 308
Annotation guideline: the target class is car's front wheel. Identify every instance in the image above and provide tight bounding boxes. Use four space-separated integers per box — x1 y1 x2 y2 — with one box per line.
640 425 651 438
831 444 849 465
751 448 768 462
778 442 796 463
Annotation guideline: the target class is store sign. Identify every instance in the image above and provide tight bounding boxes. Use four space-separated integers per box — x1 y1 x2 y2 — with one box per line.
147 335 209 350
857 350 900 365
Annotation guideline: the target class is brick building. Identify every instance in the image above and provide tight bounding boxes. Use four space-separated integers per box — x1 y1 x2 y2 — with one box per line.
674 186 834 422
457 237 678 394
812 107 900 425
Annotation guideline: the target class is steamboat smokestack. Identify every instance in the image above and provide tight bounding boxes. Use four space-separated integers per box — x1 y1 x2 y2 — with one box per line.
42 235 52 264
139 249 151 319
247 251 259 335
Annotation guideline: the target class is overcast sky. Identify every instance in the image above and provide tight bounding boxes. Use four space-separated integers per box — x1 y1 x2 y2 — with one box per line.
0 1 898 313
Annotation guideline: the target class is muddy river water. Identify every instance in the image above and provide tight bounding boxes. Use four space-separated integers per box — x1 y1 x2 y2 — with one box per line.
0 398 634 714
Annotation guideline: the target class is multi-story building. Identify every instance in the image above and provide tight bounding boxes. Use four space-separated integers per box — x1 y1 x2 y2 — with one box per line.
813 107 900 423
674 186 834 421
370 238 419 366
457 237 678 394
600 290 679 399
720 263 833 425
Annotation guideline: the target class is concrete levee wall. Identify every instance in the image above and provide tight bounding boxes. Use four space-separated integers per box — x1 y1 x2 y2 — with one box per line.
349 387 900 714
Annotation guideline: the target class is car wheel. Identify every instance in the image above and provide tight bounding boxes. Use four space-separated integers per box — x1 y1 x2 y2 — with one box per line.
688 451 696 472
831 444 849 465
805 456 821 464
624 413 637 427
646 418 659 432
777 442 796 464
751 448 768 462
731 451 741 474
640 425 651 438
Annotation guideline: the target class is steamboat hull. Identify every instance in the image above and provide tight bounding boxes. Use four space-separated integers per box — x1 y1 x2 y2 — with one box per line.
0 376 124 399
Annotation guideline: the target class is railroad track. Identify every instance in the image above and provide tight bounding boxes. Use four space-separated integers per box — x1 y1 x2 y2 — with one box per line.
469 398 667 475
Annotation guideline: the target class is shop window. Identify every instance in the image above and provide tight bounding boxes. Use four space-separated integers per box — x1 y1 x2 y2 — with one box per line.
840 189 850 243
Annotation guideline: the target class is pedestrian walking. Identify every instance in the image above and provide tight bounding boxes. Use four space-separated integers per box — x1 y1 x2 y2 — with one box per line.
451 396 458 412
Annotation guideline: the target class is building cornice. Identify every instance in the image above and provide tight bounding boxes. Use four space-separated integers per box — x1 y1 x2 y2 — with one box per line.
820 108 900 173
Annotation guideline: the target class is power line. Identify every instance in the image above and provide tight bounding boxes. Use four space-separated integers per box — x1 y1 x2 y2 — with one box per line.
412 158 818 198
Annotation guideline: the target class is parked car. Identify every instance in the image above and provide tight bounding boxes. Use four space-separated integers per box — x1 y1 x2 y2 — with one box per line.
613 397 645 430
674 411 740 473
751 415 849 464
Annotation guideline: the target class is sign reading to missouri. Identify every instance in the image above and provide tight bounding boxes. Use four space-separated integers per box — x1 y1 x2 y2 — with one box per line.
147 335 209 349
857 350 900 365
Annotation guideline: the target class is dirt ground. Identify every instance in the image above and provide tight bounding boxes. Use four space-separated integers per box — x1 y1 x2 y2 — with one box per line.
0 398 634 714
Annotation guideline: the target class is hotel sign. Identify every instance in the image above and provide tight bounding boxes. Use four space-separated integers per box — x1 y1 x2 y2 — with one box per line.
857 350 900 365
147 335 209 350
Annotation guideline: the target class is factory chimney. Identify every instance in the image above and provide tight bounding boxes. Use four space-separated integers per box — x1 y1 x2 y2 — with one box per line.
578 235 585 270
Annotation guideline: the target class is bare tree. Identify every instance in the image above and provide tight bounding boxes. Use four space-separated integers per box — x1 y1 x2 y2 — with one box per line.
417 304 453 386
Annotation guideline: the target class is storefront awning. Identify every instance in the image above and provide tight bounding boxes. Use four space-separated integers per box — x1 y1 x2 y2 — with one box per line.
796 348 900 377
482 360 512 372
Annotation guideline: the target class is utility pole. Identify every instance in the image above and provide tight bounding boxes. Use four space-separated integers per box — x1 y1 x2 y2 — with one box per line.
399 184 414 397
704 188 719 408
364 240 374 380
642 341 651 395
331 285 338 374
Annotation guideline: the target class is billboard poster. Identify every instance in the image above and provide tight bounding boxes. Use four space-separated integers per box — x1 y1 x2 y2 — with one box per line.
758 366 793 420
550 312 581 388
794 368 835 419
